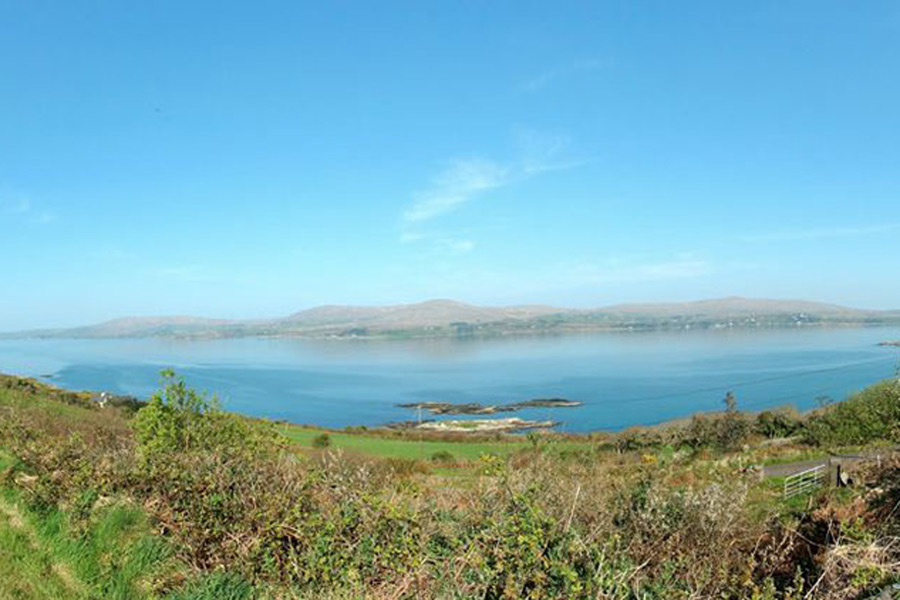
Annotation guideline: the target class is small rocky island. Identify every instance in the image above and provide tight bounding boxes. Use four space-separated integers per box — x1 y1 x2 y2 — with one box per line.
416 417 558 433
397 398 582 416
879 340 900 347
390 398 582 433
387 417 559 433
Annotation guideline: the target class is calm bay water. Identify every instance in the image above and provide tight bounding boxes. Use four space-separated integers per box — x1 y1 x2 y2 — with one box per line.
1 327 898 432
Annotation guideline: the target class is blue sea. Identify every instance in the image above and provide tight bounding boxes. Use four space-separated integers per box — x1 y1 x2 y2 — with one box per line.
1 327 898 432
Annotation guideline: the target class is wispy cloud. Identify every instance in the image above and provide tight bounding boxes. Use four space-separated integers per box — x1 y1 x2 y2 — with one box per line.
400 130 586 250
739 223 899 243
402 158 509 224
521 58 612 93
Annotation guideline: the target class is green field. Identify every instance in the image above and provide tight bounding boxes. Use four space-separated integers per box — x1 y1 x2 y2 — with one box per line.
280 425 595 462
281 425 528 461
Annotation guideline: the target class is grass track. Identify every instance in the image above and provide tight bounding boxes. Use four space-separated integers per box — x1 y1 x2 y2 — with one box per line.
0 452 175 600
0 496 77 600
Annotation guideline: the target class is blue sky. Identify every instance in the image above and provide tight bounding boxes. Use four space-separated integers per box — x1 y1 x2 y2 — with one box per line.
2 1 899 329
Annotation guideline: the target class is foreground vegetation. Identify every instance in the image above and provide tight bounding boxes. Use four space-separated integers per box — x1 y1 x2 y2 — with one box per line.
1 370 900 598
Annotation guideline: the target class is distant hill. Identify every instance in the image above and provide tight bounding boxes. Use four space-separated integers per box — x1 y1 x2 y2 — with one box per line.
61 316 237 338
283 299 564 329
599 297 869 317
5 297 899 340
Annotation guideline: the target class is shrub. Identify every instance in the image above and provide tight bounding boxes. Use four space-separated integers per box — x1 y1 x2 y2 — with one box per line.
718 391 750 451
754 408 801 438
803 379 900 446
312 433 331 448
679 392 750 451
430 450 455 464
382 457 428 477
132 369 281 463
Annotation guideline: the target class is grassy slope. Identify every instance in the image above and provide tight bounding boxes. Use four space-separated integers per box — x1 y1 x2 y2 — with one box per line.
0 401 175 600
0 461 79 600
0 486 174 600
3 373 899 599
0 386 258 600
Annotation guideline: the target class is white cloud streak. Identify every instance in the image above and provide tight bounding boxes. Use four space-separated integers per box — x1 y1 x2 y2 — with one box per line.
402 158 509 224
402 131 579 228
400 130 586 253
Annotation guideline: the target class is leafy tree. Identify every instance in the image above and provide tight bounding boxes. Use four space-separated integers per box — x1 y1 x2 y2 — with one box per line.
718 391 749 451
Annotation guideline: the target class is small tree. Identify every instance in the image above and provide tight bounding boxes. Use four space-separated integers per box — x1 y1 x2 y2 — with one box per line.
718 391 749 451
724 391 737 414
132 369 217 457
132 369 282 464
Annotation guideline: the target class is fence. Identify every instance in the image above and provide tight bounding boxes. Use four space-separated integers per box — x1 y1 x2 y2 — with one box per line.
783 464 827 499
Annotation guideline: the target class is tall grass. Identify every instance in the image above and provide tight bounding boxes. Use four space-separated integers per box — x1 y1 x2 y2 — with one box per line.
0 484 175 599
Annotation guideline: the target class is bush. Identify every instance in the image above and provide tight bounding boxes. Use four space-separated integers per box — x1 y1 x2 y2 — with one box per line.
430 450 455 464
312 433 331 448
678 392 750 452
132 370 281 463
754 409 801 438
803 379 900 446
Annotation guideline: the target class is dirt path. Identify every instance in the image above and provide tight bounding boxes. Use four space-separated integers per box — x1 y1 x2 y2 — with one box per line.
761 447 899 478
762 458 830 478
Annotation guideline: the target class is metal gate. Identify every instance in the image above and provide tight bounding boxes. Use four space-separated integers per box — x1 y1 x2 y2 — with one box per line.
784 464 826 499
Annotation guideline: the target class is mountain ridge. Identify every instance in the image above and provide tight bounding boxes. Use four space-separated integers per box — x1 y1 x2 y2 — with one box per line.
5 297 899 339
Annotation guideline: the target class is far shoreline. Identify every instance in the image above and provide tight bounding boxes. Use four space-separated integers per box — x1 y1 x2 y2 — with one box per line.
5 319 900 343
